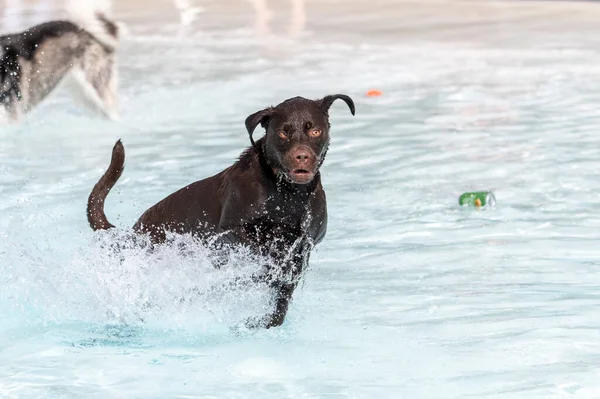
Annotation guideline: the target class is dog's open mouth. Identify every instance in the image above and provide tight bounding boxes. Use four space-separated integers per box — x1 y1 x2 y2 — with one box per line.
287 168 315 184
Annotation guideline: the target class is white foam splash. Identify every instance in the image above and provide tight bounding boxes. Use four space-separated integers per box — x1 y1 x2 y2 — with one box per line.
0 228 275 333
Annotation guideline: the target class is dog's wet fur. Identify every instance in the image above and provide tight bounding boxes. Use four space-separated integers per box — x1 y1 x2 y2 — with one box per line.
87 94 355 328
0 5 120 123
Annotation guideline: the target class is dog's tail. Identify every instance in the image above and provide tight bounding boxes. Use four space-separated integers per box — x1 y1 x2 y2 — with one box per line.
87 140 125 231
65 0 121 50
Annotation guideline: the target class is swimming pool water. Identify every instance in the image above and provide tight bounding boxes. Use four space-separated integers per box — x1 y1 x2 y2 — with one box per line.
2 1 600 398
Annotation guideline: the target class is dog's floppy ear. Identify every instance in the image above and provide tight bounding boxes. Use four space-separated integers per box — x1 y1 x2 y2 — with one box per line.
320 94 356 116
245 107 274 148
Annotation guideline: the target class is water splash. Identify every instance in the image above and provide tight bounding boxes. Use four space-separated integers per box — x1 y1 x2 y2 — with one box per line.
0 228 274 335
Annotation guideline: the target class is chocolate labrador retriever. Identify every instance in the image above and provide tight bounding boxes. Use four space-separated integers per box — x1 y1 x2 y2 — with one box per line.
87 94 355 328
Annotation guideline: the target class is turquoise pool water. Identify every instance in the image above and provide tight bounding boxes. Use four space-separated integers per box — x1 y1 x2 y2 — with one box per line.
2 1 600 397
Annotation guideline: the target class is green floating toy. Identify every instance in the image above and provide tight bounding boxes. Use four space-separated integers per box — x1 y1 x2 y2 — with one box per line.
459 191 496 207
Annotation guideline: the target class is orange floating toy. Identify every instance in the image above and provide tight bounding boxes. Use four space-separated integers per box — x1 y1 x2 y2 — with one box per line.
366 89 383 97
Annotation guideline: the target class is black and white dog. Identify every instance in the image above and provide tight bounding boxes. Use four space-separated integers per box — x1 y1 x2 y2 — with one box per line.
0 0 122 124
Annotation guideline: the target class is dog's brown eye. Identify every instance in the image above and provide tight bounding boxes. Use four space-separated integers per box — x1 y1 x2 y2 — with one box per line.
278 131 288 139
308 129 322 138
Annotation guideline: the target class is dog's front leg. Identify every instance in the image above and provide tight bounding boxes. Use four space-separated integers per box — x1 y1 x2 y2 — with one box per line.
266 282 298 327
245 282 297 329
247 248 310 329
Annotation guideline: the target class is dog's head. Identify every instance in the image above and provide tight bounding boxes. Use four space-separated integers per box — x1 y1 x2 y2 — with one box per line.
245 94 355 185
